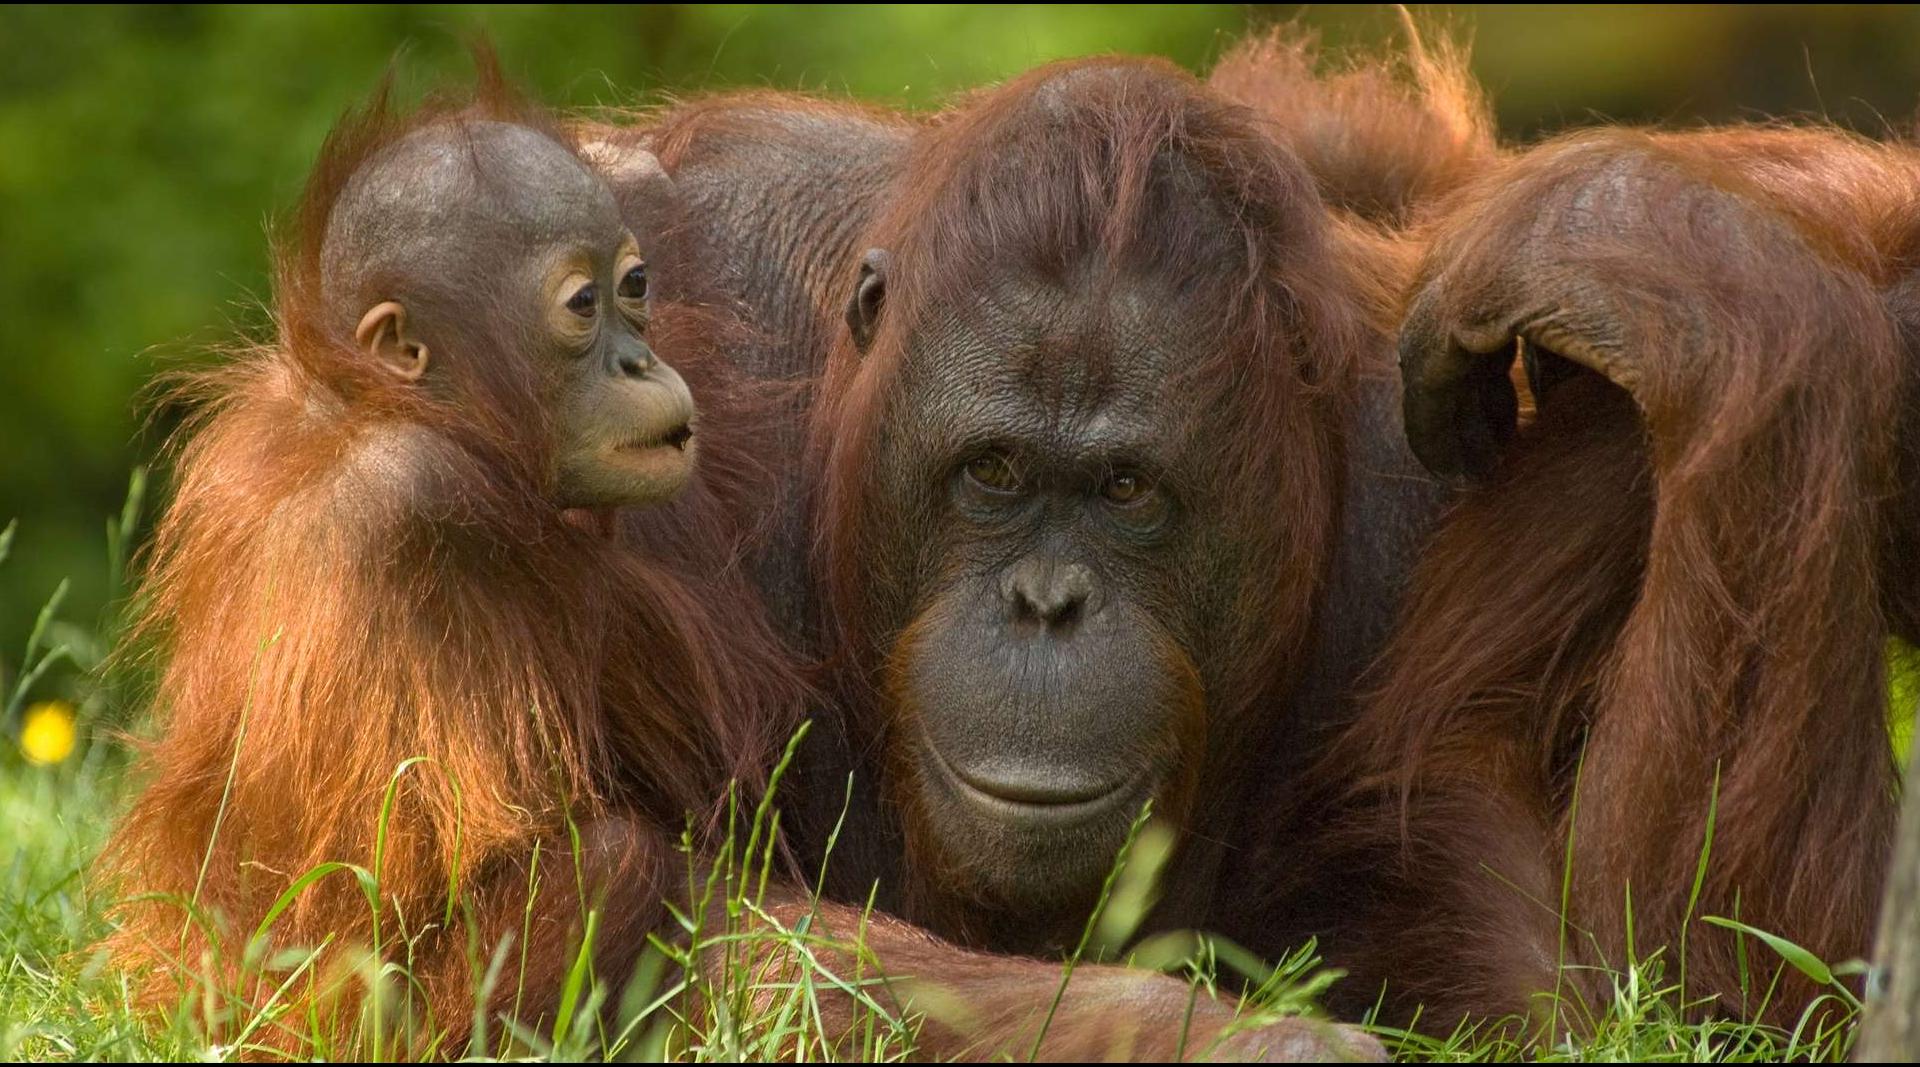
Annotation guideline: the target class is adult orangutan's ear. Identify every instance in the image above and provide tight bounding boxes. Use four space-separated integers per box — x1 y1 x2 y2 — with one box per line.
847 248 891 354
355 300 429 381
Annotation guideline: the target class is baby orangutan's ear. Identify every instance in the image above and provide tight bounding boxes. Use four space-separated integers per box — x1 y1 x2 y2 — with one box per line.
355 300 429 381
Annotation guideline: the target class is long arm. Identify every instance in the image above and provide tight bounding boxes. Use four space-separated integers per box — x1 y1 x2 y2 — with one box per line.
1336 128 1911 1029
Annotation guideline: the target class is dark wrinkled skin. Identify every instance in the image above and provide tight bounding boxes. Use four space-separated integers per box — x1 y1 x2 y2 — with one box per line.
869 270 1217 920
591 88 1443 972
864 277 1444 953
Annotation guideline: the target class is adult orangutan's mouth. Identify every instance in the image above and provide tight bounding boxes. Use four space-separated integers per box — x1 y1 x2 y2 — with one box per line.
923 741 1143 828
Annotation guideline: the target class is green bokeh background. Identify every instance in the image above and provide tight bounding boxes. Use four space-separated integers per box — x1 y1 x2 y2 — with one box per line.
4 4 1919 698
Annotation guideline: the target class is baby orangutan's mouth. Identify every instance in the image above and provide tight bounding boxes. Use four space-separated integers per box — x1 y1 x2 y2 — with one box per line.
603 412 698 500
621 420 693 453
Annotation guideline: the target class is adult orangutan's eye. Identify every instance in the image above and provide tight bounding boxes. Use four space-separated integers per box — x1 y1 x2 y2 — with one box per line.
1101 468 1170 531
964 452 1022 494
1104 470 1154 506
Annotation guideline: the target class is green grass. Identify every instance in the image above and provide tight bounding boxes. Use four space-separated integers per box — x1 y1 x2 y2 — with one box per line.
0 739 1344 1061
0 490 1871 1062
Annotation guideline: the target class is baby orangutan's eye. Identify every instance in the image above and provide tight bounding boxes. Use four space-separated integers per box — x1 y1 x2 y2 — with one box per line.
566 282 598 317
618 263 648 301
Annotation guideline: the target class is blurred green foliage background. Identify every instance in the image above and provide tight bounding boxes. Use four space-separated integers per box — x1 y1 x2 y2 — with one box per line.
4 4 1920 703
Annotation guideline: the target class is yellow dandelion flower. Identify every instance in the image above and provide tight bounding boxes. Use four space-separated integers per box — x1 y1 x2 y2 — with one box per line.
20 700 77 765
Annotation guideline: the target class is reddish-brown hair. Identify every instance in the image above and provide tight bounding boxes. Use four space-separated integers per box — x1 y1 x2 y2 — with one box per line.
1209 20 1495 226
99 71 806 1052
1323 124 1920 1028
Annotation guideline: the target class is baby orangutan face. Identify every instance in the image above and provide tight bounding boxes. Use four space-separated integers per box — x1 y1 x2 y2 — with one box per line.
325 118 697 509
537 228 696 508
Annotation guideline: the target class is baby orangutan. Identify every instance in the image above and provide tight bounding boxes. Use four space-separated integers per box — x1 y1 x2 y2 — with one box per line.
100 72 1376 1063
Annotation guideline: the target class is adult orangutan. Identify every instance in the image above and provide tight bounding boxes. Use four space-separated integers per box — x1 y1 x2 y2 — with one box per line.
1312 125 1920 1031
802 55 1447 959
99 71 1375 1062
574 45 1542 1024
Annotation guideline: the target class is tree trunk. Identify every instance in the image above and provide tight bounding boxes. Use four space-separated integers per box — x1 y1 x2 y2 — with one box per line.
1858 738 1919 1059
